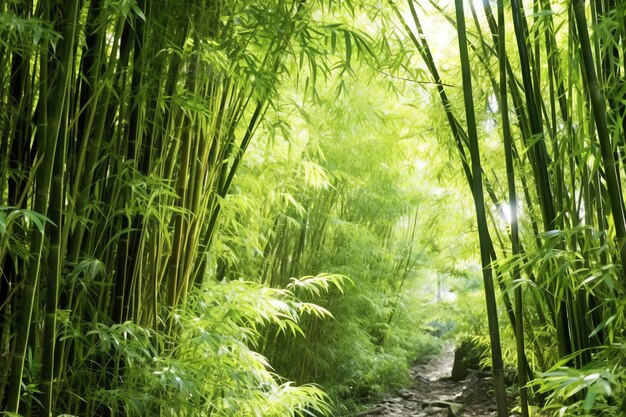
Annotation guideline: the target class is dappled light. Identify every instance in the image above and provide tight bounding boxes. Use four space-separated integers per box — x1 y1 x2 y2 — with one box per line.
1 1 626 417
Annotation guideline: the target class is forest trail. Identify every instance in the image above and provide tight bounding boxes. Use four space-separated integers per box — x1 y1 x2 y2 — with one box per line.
355 344 518 417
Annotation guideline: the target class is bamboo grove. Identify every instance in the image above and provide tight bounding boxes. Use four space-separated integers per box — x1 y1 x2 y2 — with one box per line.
0 0 447 415
0 0 390 415
393 0 626 415
3 0 626 416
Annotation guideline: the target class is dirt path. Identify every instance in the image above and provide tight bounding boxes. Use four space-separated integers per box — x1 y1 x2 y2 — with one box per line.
363 344 516 417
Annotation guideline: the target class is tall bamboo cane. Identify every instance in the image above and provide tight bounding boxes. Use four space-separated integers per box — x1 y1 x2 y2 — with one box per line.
495 0 528 414
573 0 626 280
6 1 81 411
454 1 507 415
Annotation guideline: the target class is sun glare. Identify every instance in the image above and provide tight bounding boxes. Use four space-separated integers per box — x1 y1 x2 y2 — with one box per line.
498 201 522 224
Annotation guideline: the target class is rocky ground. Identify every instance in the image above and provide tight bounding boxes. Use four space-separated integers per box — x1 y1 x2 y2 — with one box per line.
355 344 521 417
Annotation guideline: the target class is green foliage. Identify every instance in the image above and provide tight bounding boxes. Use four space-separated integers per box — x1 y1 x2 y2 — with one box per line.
15 0 626 416
48 279 335 417
0 0 387 414
211 69 447 414
534 342 626 416
0 206 52 265
391 1 626 416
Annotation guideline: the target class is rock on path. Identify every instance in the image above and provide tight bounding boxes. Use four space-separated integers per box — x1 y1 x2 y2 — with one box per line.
364 344 520 417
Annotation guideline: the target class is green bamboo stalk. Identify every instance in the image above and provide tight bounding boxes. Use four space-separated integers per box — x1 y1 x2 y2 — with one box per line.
454 1 507 415
0 4 36 384
195 3 309 286
540 0 568 123
3 1 35 209
531 1 543 132
481 0 550 254
400 1 474 188
496 0 528 414
511 0 577 363
42 1 81 412
5 17 52 417
510 0 556 231
572 0 626 279
165 31 201 308
7 0 81 411
65 0 112 264
595 0 626 183
399 3 537 387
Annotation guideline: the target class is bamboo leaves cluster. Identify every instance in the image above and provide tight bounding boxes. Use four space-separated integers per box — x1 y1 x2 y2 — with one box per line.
213 80 443 405
0 0 366 415
395 0 626 414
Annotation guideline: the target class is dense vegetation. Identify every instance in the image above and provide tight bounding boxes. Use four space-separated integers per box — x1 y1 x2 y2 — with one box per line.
1 1 625 417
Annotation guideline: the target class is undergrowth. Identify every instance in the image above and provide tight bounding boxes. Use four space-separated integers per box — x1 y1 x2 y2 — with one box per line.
46 277 339 417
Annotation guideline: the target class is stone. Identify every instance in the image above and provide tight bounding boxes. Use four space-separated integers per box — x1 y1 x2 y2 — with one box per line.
447 403 464 417
438 395 457 402
450 338 486 381
423 406 448 415
422 401 464 417
400 389 414 399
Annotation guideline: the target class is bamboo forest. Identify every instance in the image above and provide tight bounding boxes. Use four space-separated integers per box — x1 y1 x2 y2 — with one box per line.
2 0 626 416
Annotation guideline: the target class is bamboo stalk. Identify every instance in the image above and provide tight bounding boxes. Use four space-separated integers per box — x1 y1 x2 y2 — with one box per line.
510 0 556 231
573 0 626 280
7 0 81 411
495 0 528 414
454 1 507 415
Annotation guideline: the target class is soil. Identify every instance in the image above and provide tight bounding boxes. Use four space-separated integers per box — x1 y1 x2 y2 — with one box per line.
358 344 521 417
